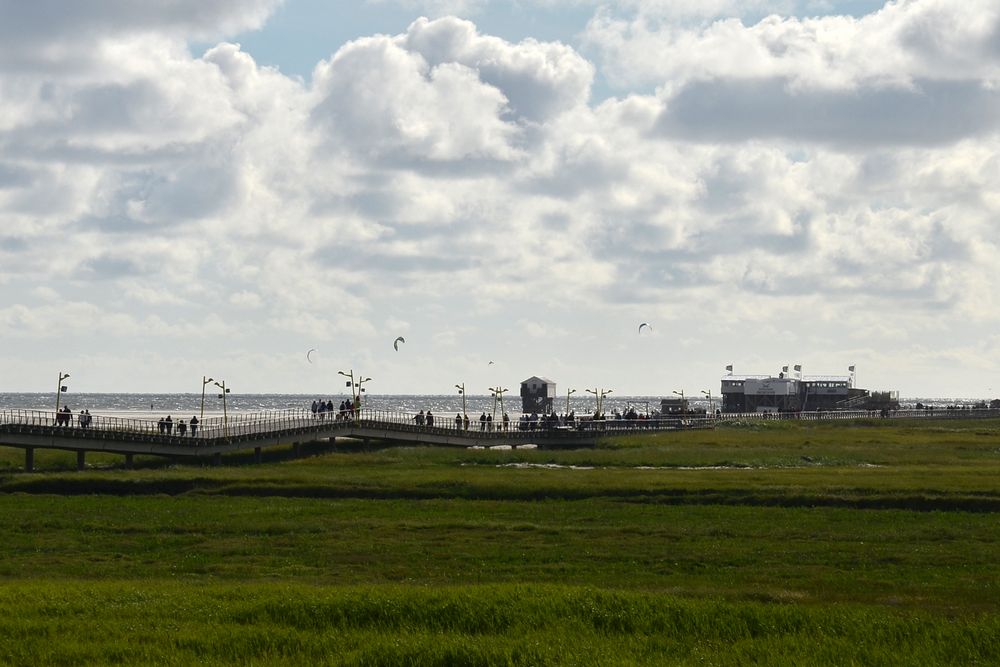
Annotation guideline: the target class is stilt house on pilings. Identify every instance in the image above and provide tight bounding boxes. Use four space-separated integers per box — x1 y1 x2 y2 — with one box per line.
520 376 556 414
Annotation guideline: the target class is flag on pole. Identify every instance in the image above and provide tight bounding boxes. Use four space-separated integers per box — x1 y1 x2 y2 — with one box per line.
793 364 802 372
345 381 352 387
725 364 733 372
848 365 856 372
782 365 789 373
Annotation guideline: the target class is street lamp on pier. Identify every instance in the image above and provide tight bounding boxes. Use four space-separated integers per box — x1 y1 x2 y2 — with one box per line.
455 383 466 420
55 372 70 416
357 377 372 410
213 380 231 437
586 388 612 417
339 370 371 421
566 388 576 416
201 376 214 421
489 386 508 421
701 390 714 416
673 390 686 415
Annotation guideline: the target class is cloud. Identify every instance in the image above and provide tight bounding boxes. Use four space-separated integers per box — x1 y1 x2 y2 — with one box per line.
310 16 592 161
0 0 283 47
0 3 999 395
585 1 1000 146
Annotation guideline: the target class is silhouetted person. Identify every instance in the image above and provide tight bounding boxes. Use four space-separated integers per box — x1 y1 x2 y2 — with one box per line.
479 412 487 431
165 415 173 434
190 416 199 436
178 420 187 436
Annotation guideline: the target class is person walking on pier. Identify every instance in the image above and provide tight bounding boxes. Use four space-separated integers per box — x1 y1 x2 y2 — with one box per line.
455 413 462 429
190 416 199 437
165 415 173 434
426 411 434 427
178 419 187 436
479 412 487 431
311 400 318 418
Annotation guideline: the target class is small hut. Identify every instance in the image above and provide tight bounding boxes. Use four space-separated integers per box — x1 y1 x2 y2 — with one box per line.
520 376 556 414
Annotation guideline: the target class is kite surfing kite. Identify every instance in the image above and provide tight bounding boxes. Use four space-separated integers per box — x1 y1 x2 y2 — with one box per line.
393 336 405 351
638 322 652 334
306 348 317 363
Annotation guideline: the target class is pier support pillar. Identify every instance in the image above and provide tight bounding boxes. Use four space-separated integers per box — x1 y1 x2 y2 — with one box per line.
25 447 34 473
293 442 301 457
212 452 222 467
124 453 134 470
76 450 86 471
254 447 262 464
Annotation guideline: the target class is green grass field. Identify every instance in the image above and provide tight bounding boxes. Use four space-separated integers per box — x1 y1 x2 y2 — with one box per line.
1 418 998 664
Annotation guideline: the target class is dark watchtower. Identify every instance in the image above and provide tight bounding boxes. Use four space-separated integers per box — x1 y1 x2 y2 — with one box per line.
520 376 556 414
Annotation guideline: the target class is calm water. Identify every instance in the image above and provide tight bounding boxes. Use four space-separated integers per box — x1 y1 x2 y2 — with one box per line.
0 393 672 420
0 392 975 420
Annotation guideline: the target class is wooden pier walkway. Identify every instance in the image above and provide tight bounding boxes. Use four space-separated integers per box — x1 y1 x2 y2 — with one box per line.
0 408 704 471
1 407 995 471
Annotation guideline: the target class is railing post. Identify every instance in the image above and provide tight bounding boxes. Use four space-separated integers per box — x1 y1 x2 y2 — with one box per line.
25 447 34 472
76 450 86 471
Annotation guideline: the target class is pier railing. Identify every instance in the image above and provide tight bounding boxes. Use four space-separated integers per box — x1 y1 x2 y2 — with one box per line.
2 406 999 451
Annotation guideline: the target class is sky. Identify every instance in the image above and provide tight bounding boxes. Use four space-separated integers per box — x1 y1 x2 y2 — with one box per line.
1 0 998 399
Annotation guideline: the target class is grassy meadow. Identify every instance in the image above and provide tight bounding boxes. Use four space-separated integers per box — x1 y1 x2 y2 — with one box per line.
0 418 998 664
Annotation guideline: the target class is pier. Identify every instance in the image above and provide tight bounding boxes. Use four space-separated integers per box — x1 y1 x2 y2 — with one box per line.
1 407 997 471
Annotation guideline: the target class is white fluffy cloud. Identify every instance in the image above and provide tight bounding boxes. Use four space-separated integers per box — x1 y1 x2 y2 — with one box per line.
0 2 998 396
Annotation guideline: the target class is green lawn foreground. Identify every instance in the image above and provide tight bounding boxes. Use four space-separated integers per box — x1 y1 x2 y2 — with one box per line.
0 418 998 665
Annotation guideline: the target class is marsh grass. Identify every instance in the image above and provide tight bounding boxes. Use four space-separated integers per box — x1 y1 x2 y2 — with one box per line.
1 419 999 663
1 583 997 666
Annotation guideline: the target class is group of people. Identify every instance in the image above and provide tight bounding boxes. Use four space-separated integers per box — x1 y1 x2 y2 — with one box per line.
311 399 357 421
411 411 516 432
158 415 199 436
54 406 95 427
54 406 77 426
414 410 436 427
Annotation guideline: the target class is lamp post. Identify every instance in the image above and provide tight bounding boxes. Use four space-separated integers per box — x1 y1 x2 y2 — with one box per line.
338 369 355 405
339 370 371 421
489 386 508 421
455 383 466 420
55 371 70 417
357 377 372 412
213 380 230 437
566 388 576 416
701 390 714 416
673 390 685 415
586 388 612 417
200 376 214 421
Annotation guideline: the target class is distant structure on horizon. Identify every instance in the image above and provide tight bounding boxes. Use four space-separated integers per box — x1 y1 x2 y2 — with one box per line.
719 365 898 413
520 376 556 414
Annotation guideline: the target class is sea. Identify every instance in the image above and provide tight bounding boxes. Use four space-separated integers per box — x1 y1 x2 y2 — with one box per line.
0 392 982 421
0 393 673 420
